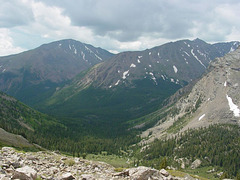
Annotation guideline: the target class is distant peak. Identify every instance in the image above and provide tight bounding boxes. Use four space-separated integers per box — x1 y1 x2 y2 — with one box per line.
193 38 205 42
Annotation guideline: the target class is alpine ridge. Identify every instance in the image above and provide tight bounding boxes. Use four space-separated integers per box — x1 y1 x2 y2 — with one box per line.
40 39 239 132
0 39 114 105
65 39 239 89
141 45 240 142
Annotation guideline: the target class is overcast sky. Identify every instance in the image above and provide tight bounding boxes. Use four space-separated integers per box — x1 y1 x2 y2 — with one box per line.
0 0 240 56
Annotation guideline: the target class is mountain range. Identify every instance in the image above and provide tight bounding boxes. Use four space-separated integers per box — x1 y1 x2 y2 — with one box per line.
141 45 240 142
0 38 240 178
0 39 113 105
0 38 239 138
33 39 240 136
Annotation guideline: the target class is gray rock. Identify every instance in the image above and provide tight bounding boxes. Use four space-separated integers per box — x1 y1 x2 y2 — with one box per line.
191 159 201 169
127 166 163 180
184 174 196 180
81 174 96 180
1 147 15 154
60 172 75 180
0 175 11 180
160 169 169 177
12 166 37 180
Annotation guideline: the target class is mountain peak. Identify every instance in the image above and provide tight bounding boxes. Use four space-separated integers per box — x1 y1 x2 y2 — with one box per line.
142 45 240 142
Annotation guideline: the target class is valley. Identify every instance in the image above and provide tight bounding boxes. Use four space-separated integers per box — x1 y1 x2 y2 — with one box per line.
0 39 240 179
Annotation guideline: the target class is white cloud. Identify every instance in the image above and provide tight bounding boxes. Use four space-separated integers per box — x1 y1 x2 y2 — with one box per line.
0 29 25 56
0 0 240 56
0 0 34 28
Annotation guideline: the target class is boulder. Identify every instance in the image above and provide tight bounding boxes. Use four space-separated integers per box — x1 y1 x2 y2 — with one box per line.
184 174 196 180
1 147 15 154
160 169 169 177
113 170 129 177
127 166 163 180
60 172 75 180
0 175 11 180
81 174 96 180
12 166 37 180
191 159 201 169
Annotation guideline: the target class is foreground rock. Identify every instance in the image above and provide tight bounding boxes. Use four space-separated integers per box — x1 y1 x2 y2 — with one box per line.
12 166 37 180
0 147 194 180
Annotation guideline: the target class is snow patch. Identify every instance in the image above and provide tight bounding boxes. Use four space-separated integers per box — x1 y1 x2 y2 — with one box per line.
149 52 151 55
85 45 102 61
122 70 129 79
176 79 179 84
149 65 152 68
229 46 235 52
58 43 62 47
226 94 240 117
138 56 142 59
130 63 136 68
118 70 121 73
158 52 160 57
191 49 206 68
69 44 71 50
224 81 227 87
137 59 141 63
149 72 157 85
161 75 165 80
173 65 178 73
183 51 190 57
81 51 86 61
170 78 174 82
2 69 6 73
197 50 206 58
157 61 159 63
74 49 77 54
115 80 120 86
198 114 205 121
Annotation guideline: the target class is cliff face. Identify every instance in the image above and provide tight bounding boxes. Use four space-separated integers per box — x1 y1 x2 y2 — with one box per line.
142 46 240 142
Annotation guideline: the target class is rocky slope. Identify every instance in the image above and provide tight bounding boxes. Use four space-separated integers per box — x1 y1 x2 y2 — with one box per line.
141 46 240 142
0 39 113 105
0 128 33 149
65 39 239 90
38 39 239 133
0 147 191 180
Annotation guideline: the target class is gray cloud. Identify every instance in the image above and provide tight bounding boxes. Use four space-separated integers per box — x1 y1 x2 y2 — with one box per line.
1 0 240 56
34 0 239 43
0 0 34 28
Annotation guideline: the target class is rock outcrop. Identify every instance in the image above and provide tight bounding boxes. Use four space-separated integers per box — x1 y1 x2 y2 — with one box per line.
0 147 193 180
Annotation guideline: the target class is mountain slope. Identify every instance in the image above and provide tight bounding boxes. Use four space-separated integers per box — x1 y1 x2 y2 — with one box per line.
40 40 239 130
63 39 239 90
0 91 67 149
0 39 113 105
141 46 240 142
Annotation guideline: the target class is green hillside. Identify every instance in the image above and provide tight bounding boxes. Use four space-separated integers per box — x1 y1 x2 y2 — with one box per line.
139 124 240 179
38 78 181 138
0 91 67 149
